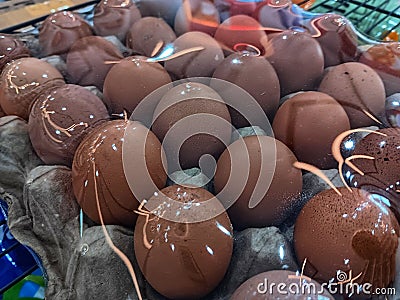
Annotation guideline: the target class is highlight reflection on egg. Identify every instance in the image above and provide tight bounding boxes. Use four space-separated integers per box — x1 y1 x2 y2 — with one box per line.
294 188 399 292
134 185 233 300
0 57 65 120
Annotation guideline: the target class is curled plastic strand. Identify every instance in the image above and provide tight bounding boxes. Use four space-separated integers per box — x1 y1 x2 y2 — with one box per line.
233 43 261 56
362 109 383 125
41 96 88 143
293 161 342 196
134 199 168 250
6 71 39 94
104 60 122 65
133 200 154 250
79 209 84 239
344 155 375 176
151 40 164 58
331 129 387 192
147 46 205 62
92 162 143 300
288 258 313 283
111 111 128 121
106 45 205 65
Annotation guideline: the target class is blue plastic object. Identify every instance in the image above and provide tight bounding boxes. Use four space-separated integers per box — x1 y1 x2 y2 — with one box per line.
0 199 45 297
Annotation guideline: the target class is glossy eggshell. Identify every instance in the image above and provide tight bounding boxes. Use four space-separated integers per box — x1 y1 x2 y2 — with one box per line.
264 30 324 96
212 52 280 123
103 56 172 114
386 93 400 127
39 11 93 57
350 128 400 204
28 84 109 166
0 34 30 73
231 270 334 299
272 91 350 169
214 15 268 54
72 119 167 227
318 62 386 128
164 31 224 79
214 135 302 230
0 57 65 120
151 82 231 170
134 185 233 299
66 36 124 90
126 17 176 57
93 0 141 41
294 188 399 289
311 14 359 67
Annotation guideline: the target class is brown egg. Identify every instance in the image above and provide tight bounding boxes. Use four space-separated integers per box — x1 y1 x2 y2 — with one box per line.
272 91 351 169
164 31 224 79
39 11 93 57
28 84 109 166
349 127 400 204
151 82 231 171
231 270 334 299
66 36 123 90
264 30 324 96
0 34 30 73
214 15 268 55
0 57 65 120
294 188 399 291
126 17 176 57
134 185 233 299
310 14 359 67
72 119 167 227
318 62 386 128
214 135 302 230
93 0 141 41
103 56 171 114
213 52 280 123
152 82 232 171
